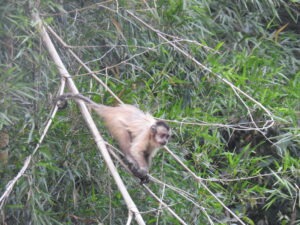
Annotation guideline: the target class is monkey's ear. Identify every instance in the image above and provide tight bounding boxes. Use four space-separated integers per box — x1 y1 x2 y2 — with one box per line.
151 125 157 133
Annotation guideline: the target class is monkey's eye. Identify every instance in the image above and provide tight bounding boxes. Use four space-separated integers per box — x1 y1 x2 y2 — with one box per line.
160 134 169 139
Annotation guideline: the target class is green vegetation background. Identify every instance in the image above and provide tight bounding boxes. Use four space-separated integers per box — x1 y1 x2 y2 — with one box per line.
0 0 299 224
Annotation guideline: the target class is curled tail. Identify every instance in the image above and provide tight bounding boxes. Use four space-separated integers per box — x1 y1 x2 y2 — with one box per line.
55 93 101 109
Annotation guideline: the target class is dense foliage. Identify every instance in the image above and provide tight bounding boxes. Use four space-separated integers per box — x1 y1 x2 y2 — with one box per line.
0 0 299 224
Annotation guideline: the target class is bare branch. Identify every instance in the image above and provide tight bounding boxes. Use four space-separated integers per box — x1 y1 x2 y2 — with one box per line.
142 185 188 225
0 156 31 209
164 146 247 225
32 11 146 225
0 75 67 209
46 25 123 104
127 10 275 132
107 145 188 225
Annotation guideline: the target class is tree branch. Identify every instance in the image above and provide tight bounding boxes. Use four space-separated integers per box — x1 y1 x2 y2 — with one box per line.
31 10 146 225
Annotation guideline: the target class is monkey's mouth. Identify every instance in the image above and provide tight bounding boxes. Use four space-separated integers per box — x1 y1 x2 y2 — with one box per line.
159 141 167 146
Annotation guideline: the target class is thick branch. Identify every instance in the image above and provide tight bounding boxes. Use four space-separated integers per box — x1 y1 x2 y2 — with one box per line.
32 11 146 225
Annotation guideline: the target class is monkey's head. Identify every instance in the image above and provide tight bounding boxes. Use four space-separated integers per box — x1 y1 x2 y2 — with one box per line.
151 121 171 146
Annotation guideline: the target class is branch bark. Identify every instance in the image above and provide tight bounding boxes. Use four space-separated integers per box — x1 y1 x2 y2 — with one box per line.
32 10 146 225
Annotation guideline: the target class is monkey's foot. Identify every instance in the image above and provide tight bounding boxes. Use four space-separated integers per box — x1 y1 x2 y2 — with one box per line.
130 166 149 183
139 175 150 184
124 156 149 183
132 168 149 184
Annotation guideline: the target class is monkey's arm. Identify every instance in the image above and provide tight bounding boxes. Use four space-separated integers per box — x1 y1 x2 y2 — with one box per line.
129 149 151 184
114 129 149 183
111 128 142 175
128 130 152 176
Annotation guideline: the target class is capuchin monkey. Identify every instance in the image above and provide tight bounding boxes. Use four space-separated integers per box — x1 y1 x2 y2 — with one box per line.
56 93 171 184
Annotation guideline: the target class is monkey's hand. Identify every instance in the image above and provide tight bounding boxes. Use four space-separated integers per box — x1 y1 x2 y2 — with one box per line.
129 164 148 178
131 167 149 184
125 155 149 183
139 175 150 184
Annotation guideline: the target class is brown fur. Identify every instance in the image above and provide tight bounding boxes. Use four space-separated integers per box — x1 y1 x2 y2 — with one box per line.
57 93 171 183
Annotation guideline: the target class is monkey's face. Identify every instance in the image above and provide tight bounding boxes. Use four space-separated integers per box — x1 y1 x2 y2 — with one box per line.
152 124 171 146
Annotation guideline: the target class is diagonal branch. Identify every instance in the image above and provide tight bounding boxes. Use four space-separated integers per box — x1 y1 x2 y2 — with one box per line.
164 146 246 225
0 70 67 209
32 10 146 225
127 10 275 131
107 145 189 225
45 25 123 105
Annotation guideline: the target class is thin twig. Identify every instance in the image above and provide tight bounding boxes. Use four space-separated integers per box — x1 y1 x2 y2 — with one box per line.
162 118 275 131
46 25 123 104
127 10 275 132
0 77 66 209
109 144 215 224
155 183 165 224
142 185 188 225
150 176 215 225
126 211 133 225
0 156 31 209
164 146 246 225
107 145 188 225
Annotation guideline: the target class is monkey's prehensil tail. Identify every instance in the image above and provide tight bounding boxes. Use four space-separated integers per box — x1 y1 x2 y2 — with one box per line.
56 93 100 110
58 93 95 104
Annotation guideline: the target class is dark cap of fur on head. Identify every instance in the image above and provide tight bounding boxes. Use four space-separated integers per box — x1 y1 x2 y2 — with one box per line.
156 120 170 130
